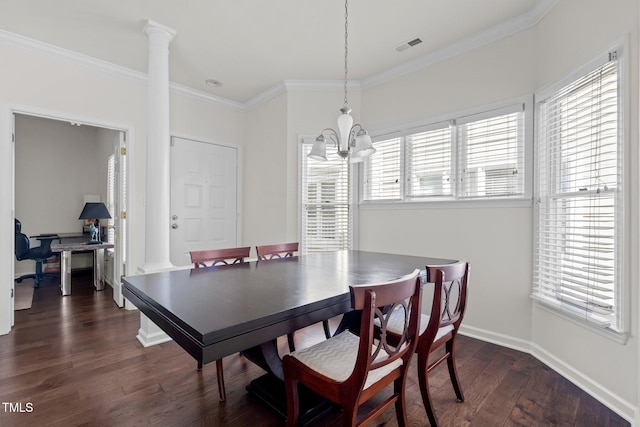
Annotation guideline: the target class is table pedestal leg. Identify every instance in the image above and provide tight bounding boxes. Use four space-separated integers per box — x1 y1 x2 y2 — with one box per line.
60 251 72 296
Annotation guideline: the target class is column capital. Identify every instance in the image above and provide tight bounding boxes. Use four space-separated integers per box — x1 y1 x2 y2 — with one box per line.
143 20 176 43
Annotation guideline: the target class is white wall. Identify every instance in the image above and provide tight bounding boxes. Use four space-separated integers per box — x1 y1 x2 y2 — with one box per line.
356 0 639 422
242 92 289 255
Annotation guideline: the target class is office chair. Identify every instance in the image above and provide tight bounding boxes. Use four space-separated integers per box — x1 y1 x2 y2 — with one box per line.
14 219 58 288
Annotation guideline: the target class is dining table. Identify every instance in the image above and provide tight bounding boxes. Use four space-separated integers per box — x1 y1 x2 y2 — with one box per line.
122 250 455 421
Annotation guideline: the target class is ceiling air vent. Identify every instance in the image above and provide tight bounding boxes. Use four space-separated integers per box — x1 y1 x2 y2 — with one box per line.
395 37 423 52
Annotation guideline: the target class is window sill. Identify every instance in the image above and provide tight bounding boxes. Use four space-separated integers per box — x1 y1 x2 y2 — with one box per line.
531 296 628 345
359 197 532 210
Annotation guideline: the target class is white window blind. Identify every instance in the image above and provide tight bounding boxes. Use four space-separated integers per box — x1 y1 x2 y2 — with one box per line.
362 137 402 201
458 109 525 198
107 155 115 245
405 125 452 198
301 142 352 253
534 55 621 329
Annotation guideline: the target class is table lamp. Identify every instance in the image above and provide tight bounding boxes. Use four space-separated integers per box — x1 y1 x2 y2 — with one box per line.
78 202 112 244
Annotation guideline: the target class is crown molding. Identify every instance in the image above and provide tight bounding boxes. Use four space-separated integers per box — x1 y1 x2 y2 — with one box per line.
0 0 559 113
0 29 147 84
169 82 244 112
0 29 243 111
361 0 560 89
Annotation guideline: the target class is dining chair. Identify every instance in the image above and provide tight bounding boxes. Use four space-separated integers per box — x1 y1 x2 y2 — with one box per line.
256 242 332 352
255 242 299 260
188 246 251 402
282 269 422 427
190 246 251 268
382 261 469 426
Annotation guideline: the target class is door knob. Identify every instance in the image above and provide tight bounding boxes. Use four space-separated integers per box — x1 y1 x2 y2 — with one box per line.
171 224 178 229
172 215 178 220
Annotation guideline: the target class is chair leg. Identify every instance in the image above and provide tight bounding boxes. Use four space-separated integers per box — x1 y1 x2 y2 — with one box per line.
287 332 296 353
445 339 464 402
284 378 300 427
216 359 226 402
394 376 409 427
417 352 439 427
322 319 331 339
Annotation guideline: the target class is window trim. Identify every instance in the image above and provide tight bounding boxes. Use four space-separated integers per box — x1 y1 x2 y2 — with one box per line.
532 42 627 340
358 95 533 206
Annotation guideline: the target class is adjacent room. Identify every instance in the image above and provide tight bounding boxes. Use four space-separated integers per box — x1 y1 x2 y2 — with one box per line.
0 0 637 426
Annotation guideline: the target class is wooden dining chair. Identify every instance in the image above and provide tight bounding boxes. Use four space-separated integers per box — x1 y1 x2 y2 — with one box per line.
383 261 469 426
255 242 333 351
283 269 422 427
188 246 251 402
190 246 251 268
255 242 299 260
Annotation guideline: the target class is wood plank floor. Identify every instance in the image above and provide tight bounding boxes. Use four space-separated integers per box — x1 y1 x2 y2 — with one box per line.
0 274 630 427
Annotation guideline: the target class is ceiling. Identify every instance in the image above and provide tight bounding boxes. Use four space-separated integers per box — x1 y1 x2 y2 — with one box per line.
0 0 556 105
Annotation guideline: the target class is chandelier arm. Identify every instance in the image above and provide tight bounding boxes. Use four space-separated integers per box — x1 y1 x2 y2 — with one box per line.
319 128 340 148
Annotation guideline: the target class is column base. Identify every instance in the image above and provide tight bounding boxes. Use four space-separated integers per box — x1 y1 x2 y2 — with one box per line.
136 312 172 347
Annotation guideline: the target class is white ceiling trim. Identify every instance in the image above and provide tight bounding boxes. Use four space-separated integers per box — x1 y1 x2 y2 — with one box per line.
0 0 560 114
0 29 147 85
361 0 560 89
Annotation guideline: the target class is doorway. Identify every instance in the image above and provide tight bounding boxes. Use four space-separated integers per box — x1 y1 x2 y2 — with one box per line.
12 113 128 321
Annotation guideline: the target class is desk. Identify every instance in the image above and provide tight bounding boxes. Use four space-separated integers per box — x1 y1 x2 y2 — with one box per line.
51 241 114 296
122 250 454 418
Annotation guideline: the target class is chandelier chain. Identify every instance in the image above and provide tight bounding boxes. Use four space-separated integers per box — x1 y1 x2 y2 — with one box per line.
343 0 349 108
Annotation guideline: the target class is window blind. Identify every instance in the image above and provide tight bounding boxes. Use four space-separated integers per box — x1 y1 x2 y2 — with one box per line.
458 109 525 198
107 155 115 245
405 125 452 198
534 56 620 328
301 142 352 253
362 137 402 201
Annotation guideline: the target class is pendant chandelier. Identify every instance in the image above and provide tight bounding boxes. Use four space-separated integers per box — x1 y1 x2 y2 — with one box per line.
308 0 376 163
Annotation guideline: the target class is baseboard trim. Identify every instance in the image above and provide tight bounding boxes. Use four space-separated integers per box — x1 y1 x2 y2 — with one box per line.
459 325 636 425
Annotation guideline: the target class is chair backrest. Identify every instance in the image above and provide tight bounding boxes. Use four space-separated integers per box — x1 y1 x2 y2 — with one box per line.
421 261 469 346
348 269 422 388
190 246 251 268
255 242 298 260
14 219 30 260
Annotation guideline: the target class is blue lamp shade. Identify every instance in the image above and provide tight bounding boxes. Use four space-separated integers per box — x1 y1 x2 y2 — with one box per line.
78 202 112 220
78 202 111 243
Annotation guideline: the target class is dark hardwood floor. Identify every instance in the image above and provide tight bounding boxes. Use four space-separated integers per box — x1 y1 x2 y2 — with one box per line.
0 274 629 427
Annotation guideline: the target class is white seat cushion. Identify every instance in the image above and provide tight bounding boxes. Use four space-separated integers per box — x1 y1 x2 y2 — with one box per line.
378 310 454 341
289 331 402 390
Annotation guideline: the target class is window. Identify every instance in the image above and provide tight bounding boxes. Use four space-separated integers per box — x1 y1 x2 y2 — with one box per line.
458 110 524 198
361 102 527 203
406 125 452 198
533 50 623 332
363 137 402 201
301 141 352 253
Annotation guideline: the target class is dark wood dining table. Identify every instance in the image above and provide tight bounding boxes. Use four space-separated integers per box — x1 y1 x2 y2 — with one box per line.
122 250 455 420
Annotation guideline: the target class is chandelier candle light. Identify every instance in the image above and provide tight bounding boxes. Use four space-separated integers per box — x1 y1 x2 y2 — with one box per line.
308 0 376 163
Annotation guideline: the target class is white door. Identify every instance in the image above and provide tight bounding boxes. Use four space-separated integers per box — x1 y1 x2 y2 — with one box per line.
111 132 126 307
170 137 238 267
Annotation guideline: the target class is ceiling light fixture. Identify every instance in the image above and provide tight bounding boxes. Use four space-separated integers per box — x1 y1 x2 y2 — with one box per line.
308 0 375 163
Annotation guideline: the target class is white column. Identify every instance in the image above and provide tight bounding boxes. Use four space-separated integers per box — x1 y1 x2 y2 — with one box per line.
140 20 176 274
137 20 176 347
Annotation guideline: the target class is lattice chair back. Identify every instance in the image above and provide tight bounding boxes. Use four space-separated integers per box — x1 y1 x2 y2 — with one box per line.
255 242 298 260
190 246 251 268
